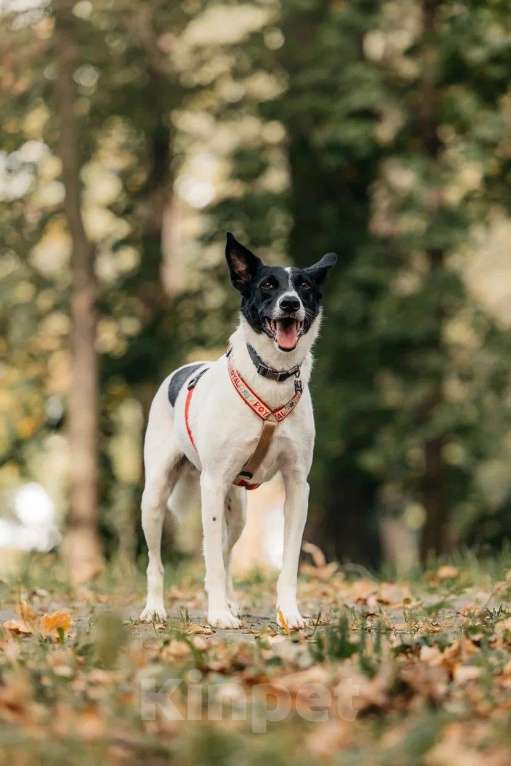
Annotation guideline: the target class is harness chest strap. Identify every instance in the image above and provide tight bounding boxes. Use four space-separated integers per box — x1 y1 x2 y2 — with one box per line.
184 353 303 490
236 419 277 486
227 352 302 488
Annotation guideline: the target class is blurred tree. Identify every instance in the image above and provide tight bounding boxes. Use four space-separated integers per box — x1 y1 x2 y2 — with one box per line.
0 6 71 490
0 0 201 565
86 1 202 561
54 0 103 581
371 0 511 559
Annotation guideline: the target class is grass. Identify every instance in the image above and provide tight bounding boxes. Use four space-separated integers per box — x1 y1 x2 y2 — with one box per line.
1 550 511 764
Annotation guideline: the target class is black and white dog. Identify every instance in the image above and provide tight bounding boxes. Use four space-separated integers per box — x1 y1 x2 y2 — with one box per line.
140 233 337 628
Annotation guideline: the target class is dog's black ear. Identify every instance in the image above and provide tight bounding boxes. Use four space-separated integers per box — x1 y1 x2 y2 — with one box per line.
305 252 338 285
225 232 262 292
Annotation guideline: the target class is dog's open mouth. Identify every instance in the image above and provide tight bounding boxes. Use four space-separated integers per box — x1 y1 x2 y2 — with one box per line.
266 318 304 351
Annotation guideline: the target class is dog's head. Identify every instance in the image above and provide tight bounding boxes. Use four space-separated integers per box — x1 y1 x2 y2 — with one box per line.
225 232 337 353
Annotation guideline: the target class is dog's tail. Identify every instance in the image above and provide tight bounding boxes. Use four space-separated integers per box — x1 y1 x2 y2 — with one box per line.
167 459 200 522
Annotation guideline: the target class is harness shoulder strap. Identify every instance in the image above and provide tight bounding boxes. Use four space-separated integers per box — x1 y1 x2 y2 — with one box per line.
184 367 209 449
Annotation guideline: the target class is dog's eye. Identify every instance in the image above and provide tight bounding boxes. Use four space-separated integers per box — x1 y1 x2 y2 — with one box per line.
299 281 312 292
260 279 276 290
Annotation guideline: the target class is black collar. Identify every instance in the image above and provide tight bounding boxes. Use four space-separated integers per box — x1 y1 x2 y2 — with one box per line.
246 344 301 382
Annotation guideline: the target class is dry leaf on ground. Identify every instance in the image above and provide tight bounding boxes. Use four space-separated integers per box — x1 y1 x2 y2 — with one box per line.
39 610 72 638
3 619 33 636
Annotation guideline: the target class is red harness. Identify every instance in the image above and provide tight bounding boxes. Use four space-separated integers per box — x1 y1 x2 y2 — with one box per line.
184 352 303 490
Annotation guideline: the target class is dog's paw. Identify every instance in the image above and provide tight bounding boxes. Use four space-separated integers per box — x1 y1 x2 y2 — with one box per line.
208 609 241 629
277 606 306 630
139 603 167 623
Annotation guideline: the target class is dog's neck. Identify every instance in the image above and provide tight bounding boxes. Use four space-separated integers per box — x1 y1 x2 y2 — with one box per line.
227 315 320 408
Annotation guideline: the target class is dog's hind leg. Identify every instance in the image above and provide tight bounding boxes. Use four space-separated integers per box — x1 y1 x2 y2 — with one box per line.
140 380 182 623
223 487 247 617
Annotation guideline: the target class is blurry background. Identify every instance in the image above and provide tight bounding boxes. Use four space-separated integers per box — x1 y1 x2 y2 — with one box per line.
1 0 511 581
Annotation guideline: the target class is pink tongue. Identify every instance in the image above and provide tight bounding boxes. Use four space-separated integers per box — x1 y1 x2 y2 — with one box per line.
276 321 298 350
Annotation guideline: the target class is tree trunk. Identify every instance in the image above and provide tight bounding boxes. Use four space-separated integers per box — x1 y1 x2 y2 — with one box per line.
106 62 175 561
417 0 449 562
419 434 448 562
54 0 103 582
139 67 176 552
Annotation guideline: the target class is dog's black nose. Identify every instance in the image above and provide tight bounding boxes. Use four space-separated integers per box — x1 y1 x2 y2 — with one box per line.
279 296 301 313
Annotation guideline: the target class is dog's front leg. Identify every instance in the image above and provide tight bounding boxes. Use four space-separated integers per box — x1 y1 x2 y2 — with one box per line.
201 472 241 629
277 470 309 629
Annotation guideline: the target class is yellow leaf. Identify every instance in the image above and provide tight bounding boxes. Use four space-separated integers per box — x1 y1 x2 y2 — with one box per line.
40 610 72 636
276 609 290 634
